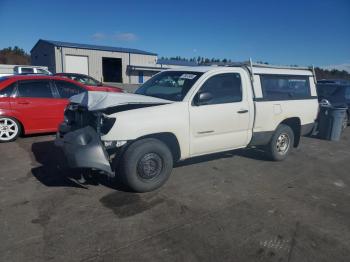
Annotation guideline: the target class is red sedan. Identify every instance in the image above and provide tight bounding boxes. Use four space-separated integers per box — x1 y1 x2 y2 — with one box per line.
54 73 124 93
0 75 123 142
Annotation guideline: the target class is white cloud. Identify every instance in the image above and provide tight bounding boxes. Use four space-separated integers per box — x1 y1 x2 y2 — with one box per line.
113 32 138 42
91 32 138 42
91 32 106 41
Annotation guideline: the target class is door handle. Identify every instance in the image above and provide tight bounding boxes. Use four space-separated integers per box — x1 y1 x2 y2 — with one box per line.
18 101 30 105
237 109 248 114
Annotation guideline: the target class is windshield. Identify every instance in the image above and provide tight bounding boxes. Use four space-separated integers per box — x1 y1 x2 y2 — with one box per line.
135 71 203 101
317 84 347 103
70 75 100 86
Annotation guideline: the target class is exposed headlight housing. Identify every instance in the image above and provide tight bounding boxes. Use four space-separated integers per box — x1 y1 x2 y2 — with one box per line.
104 140 127 149
97 114 116 135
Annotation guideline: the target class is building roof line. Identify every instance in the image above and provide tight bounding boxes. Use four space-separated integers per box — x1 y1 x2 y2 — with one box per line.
157 59 198 66
31 39 157 56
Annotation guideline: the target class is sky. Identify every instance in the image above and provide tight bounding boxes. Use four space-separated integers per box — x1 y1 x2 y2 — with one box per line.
0 0 349 68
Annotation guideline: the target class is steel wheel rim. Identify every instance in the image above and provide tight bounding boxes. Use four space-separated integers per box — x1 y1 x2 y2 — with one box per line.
137 153 163 180
276 133 290 154
0 118 18 141
342 115 348 130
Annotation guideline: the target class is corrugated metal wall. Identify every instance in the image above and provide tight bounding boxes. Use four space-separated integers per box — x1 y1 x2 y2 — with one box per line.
31 42 56 73
129 70 156 84
0 64 16 75
54 47 157 84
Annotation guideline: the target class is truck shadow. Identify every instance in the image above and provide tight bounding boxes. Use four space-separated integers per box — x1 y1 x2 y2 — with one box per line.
174 147 270 167
31 140 269 190
30 140 129 191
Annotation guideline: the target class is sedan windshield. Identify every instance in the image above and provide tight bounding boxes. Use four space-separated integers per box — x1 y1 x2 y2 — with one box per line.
317 84 347 104
135 71 203 101
70 75 100 86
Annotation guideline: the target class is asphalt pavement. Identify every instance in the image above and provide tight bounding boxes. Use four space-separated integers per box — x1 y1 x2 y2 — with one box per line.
1 130 350 262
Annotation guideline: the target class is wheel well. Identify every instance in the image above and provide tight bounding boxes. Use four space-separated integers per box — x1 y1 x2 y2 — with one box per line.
280 117 301 147
138 132 181 162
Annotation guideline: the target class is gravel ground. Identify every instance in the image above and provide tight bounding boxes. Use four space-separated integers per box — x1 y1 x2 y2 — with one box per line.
0 129 350 262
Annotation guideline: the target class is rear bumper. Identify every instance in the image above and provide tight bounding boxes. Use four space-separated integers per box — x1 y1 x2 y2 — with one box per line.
55 125 113 174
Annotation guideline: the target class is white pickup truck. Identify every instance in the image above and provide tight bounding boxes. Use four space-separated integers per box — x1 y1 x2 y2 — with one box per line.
0 65 51 77
14 66 51 75
56 63 319 192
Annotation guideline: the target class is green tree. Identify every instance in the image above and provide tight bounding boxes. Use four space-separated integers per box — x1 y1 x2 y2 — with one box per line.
0 46 31 65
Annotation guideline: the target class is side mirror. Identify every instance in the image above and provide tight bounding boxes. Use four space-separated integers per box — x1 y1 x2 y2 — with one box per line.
320 99 331 107
194 92 213 106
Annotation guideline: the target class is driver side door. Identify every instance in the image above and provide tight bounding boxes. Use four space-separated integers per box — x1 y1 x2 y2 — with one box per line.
189 72 251 156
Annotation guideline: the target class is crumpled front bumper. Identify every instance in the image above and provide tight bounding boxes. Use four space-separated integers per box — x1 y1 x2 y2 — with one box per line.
55 125 113 174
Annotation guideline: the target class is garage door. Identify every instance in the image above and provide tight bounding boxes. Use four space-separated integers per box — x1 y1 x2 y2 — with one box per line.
65 55 89 75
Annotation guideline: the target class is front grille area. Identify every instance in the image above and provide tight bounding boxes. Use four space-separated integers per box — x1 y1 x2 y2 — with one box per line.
60 103 116 137
64 104 99 132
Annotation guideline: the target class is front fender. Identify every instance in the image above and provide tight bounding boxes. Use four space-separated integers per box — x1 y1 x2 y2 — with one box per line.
101 102 190 159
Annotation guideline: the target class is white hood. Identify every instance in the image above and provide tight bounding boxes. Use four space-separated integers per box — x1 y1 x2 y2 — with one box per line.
69 91 172 111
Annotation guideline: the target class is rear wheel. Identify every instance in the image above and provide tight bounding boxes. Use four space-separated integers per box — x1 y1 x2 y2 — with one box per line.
0 117 21 142
266 124 294 161
118 138 173 192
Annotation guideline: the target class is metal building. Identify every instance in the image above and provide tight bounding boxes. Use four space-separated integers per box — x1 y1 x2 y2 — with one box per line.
31 39 158 84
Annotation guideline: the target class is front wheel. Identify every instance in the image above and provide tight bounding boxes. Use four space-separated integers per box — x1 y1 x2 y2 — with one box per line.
118 138 173 192
266 124 294 161
0 117 21 142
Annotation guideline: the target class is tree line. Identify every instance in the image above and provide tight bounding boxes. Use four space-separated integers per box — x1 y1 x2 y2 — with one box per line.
0 46 31 65
160 56 350 80
160 56 232 64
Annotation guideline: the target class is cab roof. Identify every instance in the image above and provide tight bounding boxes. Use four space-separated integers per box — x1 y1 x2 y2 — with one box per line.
166 65 314 76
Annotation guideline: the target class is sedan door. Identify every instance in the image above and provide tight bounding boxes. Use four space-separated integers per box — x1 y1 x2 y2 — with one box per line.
189 72 252 156
51 80 86 124
11 79 64 132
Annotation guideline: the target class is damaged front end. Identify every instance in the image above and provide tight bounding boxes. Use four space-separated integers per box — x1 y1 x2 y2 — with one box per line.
55 104 116 174
55 91 172 175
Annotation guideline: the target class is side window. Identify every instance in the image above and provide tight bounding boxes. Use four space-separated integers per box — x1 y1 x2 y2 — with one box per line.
0 82 16 97
17 80 53 98
36 69 48 74
260 75 311 100
196 73 242 105
21 68 34 74
55 80 84 99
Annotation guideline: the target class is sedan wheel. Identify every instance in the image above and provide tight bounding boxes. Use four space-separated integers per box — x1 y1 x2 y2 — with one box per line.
0 117 20 142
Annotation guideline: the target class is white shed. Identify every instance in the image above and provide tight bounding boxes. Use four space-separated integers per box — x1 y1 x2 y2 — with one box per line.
31 39 158 84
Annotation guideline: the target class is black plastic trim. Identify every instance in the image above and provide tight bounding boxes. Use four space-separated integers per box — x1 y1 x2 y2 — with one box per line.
301 123 315 136
248 131 274 146
254 96 318 102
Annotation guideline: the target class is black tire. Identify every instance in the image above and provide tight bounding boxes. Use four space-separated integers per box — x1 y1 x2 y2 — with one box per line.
266 124 294 161
118 138 173 192
0 117 21 142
